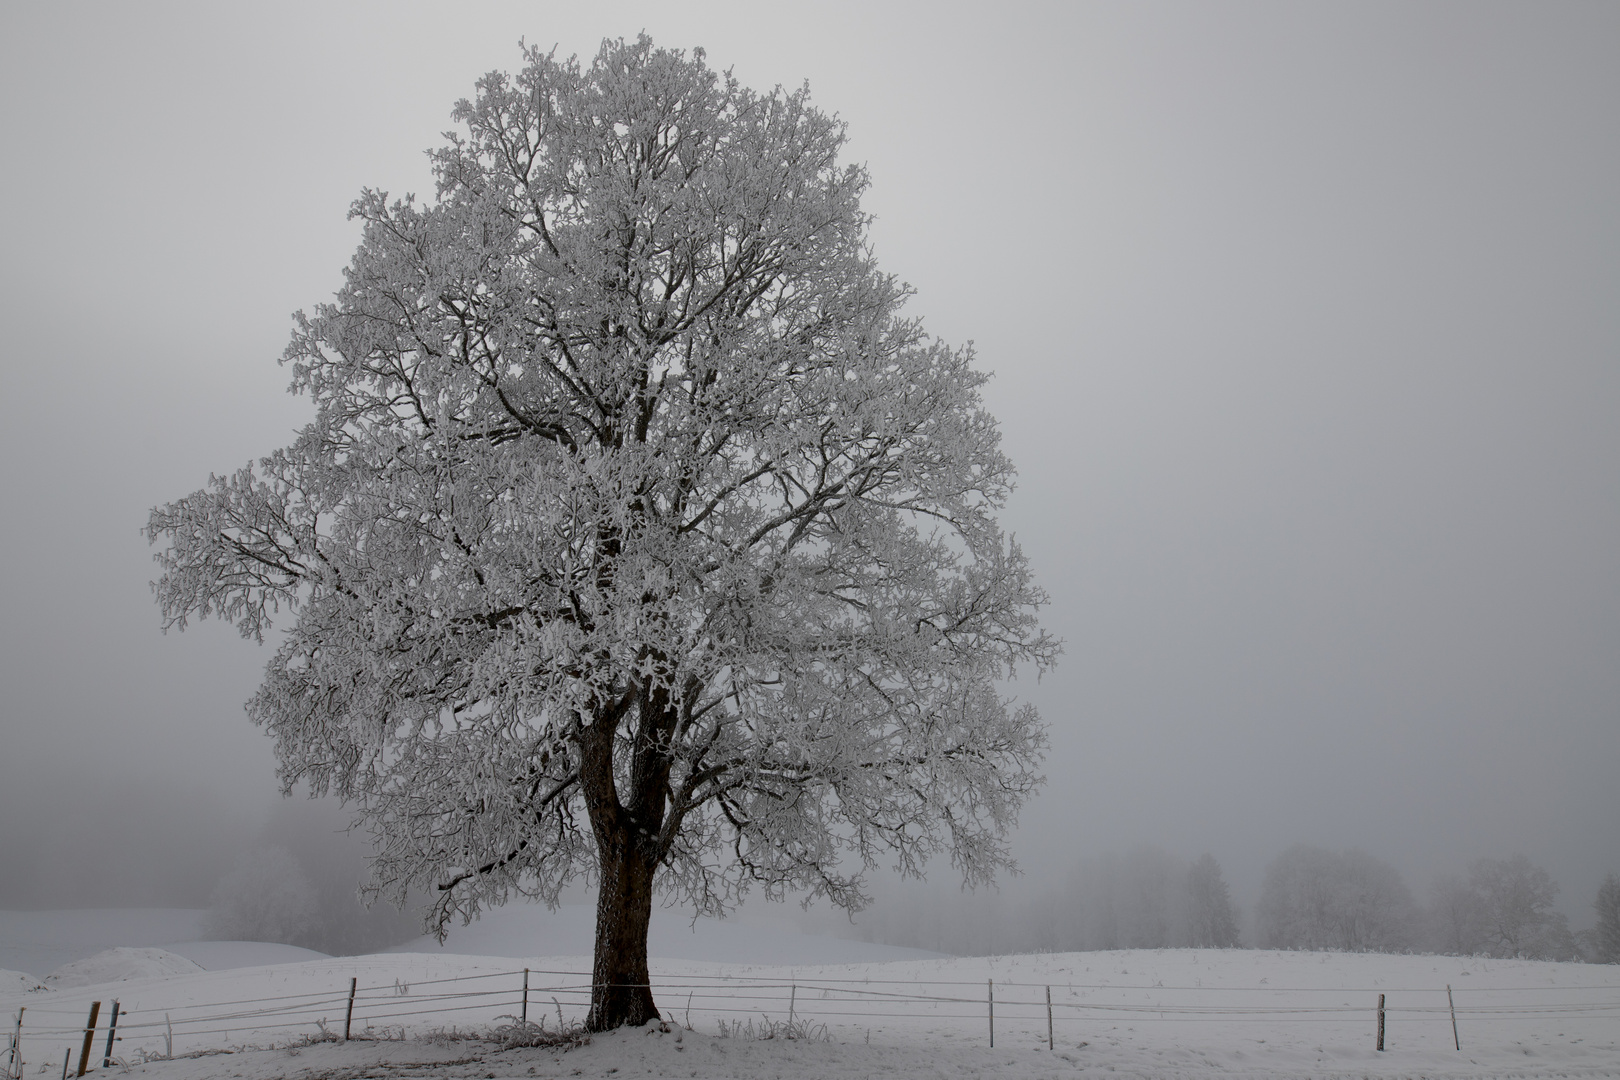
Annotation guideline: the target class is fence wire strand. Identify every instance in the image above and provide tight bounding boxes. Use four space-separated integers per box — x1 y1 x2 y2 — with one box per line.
8 965 1616 1066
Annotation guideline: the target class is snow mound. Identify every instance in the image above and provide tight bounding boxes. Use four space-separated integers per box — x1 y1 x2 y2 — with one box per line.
0 908 209 982
43 947 203 989
0 969 44 992
165 941 330 971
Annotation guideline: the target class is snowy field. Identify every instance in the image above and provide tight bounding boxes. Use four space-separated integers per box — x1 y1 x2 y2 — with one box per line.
4 932 1616 1079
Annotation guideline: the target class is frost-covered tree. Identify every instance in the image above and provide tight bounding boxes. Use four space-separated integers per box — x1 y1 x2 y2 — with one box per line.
1185 853 1240 948
1594 873 1620 964
146 37 1055 1030
1468 856 1573 960
1256 845 1336 950
1255 845 1416 952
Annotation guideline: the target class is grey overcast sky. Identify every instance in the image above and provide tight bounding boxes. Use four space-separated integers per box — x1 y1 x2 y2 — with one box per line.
1 2 1616 922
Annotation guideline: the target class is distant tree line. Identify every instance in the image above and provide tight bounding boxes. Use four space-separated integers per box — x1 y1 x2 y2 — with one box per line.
203 836 1620 964
1028 849 1241 952
842 847 1241 956
1254 847 1617 962
841 846 1619 963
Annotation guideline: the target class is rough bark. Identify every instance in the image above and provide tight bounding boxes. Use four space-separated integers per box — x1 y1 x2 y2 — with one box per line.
588 837 659 1030
580 708 666 1030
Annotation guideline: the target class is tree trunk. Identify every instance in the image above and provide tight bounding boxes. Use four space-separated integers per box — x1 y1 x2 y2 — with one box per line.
588 838 660 1030
578 689 672 1032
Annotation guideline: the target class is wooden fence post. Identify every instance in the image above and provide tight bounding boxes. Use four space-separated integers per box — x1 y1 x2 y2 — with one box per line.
789 982 796 1026
1046 986 1053 1050
59 1047 68 1080
101 1001 119 1068
1376 993 1385 1052
522 969 529 1024
1447 985 1460 1050
74 1001 99 1077
7 1006 22 1080
344 977 357 1041
988 979 994 1048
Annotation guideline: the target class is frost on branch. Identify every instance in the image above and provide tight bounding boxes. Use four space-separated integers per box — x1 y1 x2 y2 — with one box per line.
148 35 1058 1029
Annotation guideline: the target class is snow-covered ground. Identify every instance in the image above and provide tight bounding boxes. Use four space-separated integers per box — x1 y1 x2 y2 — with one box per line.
3 943 1615 1078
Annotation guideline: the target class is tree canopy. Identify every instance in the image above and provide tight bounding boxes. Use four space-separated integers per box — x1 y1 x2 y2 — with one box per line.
147 36 1056 1029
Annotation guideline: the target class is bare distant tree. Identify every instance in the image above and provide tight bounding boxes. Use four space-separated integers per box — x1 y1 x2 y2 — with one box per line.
1256 845 1336 950
146 37 1056 1029
1185 853 1240 947
1468 856 1574 960
1594 873 1620 964
1256 845 1416 952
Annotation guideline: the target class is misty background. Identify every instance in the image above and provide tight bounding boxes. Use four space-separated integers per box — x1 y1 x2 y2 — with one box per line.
1 1 1616 958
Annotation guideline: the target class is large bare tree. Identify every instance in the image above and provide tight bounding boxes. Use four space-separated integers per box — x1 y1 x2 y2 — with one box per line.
148 36 1056 1030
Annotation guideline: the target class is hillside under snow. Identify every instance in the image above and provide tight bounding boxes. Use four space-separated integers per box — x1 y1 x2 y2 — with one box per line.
3 942 1615 1078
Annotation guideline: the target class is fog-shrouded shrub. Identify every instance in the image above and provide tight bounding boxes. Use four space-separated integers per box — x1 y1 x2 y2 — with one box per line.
1256 845 1417 952
205 843 318 946
254 802 423 956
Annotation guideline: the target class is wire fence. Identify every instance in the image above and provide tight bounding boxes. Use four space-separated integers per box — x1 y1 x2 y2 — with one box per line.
7 967 1619 1075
